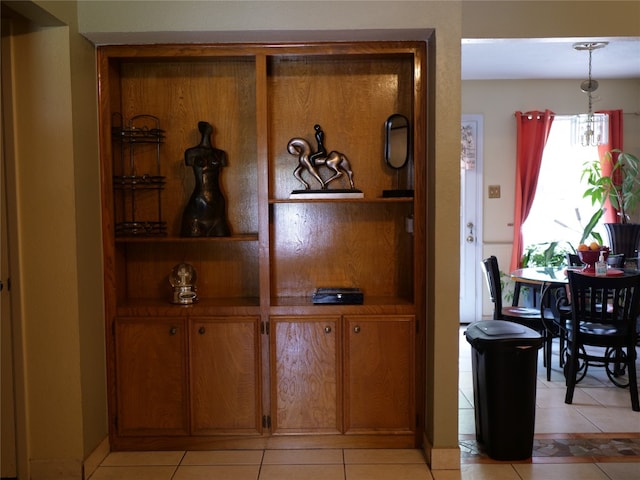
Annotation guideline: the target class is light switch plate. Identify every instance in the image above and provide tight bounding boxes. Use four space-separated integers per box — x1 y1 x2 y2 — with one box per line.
488 185 501 198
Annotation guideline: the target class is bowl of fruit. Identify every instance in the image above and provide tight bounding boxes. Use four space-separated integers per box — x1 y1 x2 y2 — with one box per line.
577 242 610 273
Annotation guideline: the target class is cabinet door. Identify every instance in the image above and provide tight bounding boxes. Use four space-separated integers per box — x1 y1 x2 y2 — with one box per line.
190 317 261 435
271 316 342 434
115 317 188 435
344 315 415 434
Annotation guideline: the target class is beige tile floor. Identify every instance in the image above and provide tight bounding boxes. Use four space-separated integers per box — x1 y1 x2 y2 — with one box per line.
89 449 432 480
88 327 639 480
458 325 640 480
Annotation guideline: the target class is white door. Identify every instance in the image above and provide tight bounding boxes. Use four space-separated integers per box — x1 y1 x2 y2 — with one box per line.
459 115 484 324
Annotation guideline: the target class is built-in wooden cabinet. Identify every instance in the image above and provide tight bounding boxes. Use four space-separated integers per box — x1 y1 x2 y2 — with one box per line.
99 41 427 450
115 316 261 438
189 317 262 435
271 315 415 436
115 317 189 436
271 316 342 434
344 316 415 434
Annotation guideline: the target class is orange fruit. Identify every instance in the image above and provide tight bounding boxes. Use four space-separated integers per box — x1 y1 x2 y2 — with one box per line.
589 242 600 251
577 244 589 251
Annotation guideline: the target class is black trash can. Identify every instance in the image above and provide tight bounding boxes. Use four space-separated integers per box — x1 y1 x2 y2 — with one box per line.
465 320 543 461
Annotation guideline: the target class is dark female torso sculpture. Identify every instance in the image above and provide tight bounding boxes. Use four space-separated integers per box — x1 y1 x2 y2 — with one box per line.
181 121 231 237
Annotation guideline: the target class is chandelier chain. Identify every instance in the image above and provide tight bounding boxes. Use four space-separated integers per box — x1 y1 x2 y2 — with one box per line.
572 41 609 147
587 48 593 114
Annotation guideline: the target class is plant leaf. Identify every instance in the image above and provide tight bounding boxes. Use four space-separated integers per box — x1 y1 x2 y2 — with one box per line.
580 209 604 245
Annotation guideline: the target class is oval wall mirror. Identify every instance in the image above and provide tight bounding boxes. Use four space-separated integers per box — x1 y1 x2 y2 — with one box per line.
384 114 410 169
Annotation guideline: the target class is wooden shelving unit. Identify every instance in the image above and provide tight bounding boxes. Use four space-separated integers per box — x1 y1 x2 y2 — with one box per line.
98 41 427 451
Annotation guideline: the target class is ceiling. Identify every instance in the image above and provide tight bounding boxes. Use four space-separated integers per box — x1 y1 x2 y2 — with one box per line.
462 37 640 80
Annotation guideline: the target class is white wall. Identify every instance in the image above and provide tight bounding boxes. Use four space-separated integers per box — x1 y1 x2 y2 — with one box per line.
5 2 103 478
463 78 640 315
465 78 640 243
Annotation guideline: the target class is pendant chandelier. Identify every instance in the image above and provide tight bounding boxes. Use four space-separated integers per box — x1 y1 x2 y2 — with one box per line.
572 41 609 147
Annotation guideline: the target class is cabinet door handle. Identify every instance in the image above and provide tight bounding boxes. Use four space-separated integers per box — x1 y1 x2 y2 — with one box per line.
169 326 178 336
324 326 332 334
198 326 206 335
353 325 361 334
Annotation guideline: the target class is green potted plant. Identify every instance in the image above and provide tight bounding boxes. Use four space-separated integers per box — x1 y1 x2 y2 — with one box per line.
581 149 640 258
521 241 573 267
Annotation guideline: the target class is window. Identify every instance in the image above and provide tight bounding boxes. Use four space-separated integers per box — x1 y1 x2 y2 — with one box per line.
521 115 606 254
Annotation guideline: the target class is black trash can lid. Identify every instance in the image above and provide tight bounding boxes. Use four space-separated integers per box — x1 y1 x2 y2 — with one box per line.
465 320 543 349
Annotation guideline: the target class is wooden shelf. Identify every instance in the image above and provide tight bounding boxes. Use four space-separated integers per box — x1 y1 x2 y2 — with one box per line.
269 296 415 316
98 40 427 451
268 197 413 204
115 234 259 243
116 297 261 317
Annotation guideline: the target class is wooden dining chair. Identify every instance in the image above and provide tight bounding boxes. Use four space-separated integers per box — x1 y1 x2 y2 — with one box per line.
566 253 584 267
564 270 640 411
481 256 556 380
556 252 587 367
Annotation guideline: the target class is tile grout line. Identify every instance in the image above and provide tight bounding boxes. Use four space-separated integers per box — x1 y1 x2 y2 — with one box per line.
169 464 179 480
256 449 263 480
341 448 347 480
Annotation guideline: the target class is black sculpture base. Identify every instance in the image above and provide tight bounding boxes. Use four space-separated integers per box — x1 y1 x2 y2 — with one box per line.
382 189 414 198
290 189 363 199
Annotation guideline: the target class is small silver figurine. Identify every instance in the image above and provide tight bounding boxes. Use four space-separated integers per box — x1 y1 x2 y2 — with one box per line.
169 263 198 304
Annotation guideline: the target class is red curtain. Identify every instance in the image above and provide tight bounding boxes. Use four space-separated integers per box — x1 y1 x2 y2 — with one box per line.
510 110 555 271
597 110 624 223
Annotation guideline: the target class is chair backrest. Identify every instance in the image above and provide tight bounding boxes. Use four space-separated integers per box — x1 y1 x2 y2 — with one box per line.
607 253 625 268
566 253 583 267
481 256 503 319
567 270 640 329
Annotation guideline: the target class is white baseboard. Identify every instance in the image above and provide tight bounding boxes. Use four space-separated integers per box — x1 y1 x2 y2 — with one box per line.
83 436 110 480
423 433 460 470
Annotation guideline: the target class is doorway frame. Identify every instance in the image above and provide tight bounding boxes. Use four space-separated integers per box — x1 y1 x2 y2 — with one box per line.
459 114 484 324
1 15 25 479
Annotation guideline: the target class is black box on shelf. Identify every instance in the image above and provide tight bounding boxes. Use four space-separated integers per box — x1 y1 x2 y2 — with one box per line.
312 288 363 304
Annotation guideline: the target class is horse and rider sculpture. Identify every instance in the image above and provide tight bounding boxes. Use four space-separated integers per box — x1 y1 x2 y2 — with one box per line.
288 125 356 191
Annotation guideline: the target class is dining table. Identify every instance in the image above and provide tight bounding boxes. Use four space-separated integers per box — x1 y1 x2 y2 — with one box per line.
510 265 638 380
510 265 631 313
510 266 570 318
511 266 569 287
511 265 633 289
